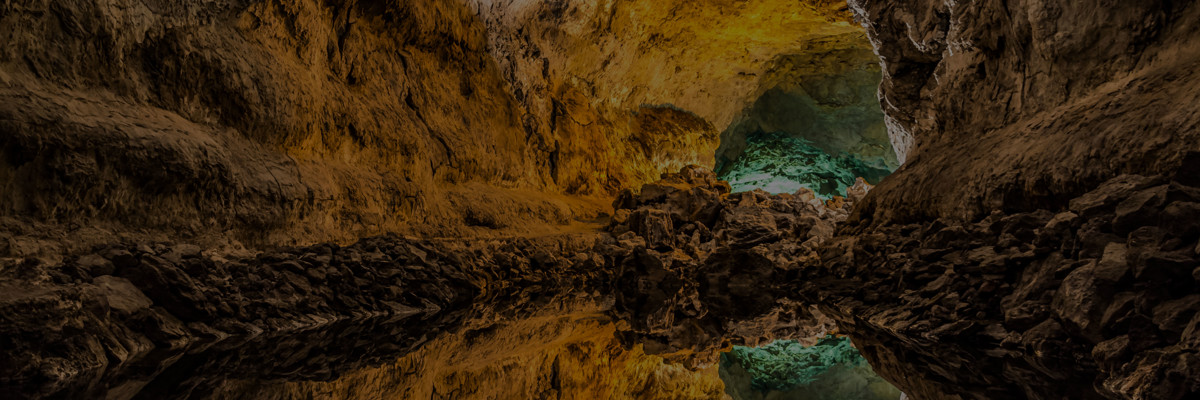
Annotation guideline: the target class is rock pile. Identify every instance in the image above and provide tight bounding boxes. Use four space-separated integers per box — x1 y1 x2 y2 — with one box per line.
606 165 871 364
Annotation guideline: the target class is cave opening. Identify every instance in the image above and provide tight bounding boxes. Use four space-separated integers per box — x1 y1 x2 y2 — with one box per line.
714 43 899 198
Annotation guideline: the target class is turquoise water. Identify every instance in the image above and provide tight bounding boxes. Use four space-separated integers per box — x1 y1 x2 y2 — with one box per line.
724 336 869 391
718 131 894 199
719 335 904 400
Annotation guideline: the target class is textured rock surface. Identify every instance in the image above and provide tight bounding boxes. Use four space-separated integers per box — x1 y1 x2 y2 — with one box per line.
849 0 1200 223
807 1 1200 398
801 167 1200 399
606 167 869 363
0 0 870 252
0 233 584 394
472 0 863 134
0 0 609 248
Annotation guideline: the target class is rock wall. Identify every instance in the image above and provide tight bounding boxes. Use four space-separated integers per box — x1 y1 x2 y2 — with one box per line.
848 0 1200 223
1 0 589 249
470 0 863 134
0 0 879 253
815 1 1200 398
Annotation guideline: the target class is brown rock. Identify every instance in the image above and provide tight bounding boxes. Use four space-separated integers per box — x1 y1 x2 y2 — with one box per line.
1051 261 1109 343
1112 185 1167 234
1161 202 1200 237
93 276 153 316
76 254 115 277
1173 152 1200 187
1152 295 1200 335
1069 175 1160 218
1094 243 1130 284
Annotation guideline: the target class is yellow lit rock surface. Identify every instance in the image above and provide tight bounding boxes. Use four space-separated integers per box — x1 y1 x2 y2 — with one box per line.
0 0 873 251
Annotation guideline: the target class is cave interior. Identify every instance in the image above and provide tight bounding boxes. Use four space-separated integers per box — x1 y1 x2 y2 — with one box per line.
2 0 1199 399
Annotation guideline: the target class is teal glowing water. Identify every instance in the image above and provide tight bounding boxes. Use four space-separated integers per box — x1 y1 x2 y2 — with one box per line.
724 336 868 391
719 335 904 400
719 131 894 199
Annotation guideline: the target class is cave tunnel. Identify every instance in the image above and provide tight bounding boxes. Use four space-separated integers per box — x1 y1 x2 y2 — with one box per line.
715 43 899 198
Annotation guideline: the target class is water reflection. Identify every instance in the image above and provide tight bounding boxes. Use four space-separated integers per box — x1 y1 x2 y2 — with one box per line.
7 295 729 400
719 335 902 400
8 293 901 400
13 308 465 400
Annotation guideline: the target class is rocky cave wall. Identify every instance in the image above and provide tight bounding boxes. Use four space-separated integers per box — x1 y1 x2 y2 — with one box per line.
2 0 575 250
0 0 876 256
848 0 1200 223
468 0 863 137
801 0 1200 399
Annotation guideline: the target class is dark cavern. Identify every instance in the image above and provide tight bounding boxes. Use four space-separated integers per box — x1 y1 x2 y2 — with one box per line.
1 0 1199 399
